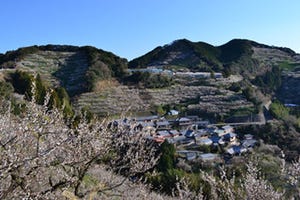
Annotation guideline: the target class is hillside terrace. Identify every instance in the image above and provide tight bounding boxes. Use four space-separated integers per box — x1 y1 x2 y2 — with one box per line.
127 67 223 78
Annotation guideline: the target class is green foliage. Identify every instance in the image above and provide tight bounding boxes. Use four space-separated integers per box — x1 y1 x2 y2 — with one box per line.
9 71 74 117
156 104 166 116
0 46 39 67
81 46 128 91
242 86 253 101
196 145 211 153
49 87 74 117
124 71 173 88
270 101 289 120
278 61 300 71
34 74 47 104
10 70 33 99
10 72 47 105
129 39 262 76
146 74 173 88
230 107 257 117
124 71 151 84
253 66 282 92
0 81 13 99
157 141 176 172
219 39 253 63
257 154 284 189
228 82 241 92
129 39 223 72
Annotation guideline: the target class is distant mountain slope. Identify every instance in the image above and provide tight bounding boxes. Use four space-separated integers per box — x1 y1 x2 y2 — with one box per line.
129 39 222 72
1 39 300 115
0 45 128 96
129 38 299 77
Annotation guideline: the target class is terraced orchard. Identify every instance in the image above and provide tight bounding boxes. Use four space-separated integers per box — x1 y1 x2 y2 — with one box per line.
16 50 89 96
74 84 253 117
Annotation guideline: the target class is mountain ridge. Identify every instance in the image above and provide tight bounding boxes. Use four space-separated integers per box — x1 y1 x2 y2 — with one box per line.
129 38 299 77
1 38 299 115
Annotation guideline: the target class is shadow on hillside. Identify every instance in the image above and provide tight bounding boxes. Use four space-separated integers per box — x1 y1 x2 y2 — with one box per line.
53 51 89 97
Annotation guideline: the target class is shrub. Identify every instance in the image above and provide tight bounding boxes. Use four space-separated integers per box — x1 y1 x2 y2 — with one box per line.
270 100 289 120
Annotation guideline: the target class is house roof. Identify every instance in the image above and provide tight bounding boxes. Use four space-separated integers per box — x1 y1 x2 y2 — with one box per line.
222 125 233 130
244 134 254 140
138 122 155 128
169 130 180 135
226 145 245 155
177 117 191 122
242 139 257 148
156 121 170 126
197 138 213 145
199 153 218 161
169 109 179 115
185 130 195 137
136 115 159 122
156 130 171 137
210 135 221 143
224 132 237 139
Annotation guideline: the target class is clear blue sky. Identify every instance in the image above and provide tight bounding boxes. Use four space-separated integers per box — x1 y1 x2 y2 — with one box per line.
1 0 300 60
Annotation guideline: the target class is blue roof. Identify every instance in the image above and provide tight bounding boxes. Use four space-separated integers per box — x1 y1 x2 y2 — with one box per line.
210 136 221 143
199 153 218 160
224 133 237 139
185 130 194 137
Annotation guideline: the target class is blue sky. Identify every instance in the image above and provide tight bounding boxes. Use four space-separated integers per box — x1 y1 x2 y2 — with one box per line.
1 0 300 60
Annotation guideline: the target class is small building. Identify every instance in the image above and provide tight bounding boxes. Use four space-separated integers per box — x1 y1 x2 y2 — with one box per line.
241 139 257 148
223 133 237 142
196 138 213 146
214 129 226 137
199 153 219 161
179 138 195 145
155 120 171 130
153 136 165 143
169 130 180 137
194 130 210 139
136 115 159 122
135 121 155 131
210 135 225 145
185 129 195 138
177 117 193 127
244 134 254 140
222 125 234 134
168 135 186 144
186 152 197 161
186 115 200 122
168 109 179 116
156 130 172 138
226 145 247 155
194 120 210 128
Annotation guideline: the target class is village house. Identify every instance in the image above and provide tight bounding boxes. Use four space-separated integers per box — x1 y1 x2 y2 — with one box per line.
223 132 237 143
241 139 257 149
226 145 247 156
196 138 213 146
222 125 234 134
184 129 195 138
169 129 181 137
168 109 179 116
198 153 219 162
177 117 193 128
210 135 225 145
155 120 171 130
136 115 159 122
156 130 172 138
135 121 155 134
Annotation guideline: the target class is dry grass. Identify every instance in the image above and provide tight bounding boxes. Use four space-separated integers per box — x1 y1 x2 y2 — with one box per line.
94 79 119 92
0 73 4 81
